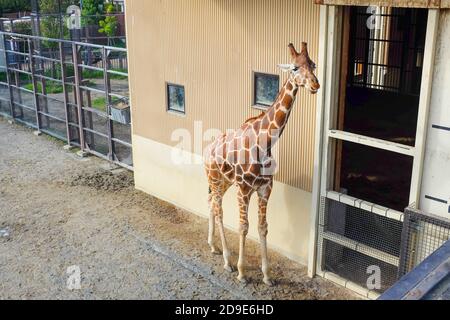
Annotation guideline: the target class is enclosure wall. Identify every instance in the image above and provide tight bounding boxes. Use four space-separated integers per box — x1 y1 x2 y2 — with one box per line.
132 135 313 264
126 0 320 191
420 9 450 218
125 0 322 264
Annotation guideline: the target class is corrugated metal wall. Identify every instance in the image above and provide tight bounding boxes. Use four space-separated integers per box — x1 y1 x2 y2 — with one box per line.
126 0 320 191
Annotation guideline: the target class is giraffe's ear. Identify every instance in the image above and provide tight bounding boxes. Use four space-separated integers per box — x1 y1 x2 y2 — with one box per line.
278 64 295 72
288 43 299 59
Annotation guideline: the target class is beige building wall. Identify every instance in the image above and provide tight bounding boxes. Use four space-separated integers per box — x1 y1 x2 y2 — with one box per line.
125 0 322 264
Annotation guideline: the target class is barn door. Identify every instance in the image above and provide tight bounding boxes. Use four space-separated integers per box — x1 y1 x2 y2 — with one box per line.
315 6 438 297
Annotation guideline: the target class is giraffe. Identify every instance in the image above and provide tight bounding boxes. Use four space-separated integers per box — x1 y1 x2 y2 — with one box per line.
204 42 320 285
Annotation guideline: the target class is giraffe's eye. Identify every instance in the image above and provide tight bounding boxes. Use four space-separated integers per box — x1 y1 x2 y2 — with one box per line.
292 67 299 72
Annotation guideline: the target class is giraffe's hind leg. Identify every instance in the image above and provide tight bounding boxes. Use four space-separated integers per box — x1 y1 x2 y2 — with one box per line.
208 177 233 272
208 188 221 255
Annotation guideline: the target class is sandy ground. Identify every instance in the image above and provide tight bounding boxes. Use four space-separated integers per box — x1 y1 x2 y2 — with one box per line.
0 117 356 300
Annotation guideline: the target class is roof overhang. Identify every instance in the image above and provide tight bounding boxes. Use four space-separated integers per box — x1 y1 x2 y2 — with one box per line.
314 0 450 8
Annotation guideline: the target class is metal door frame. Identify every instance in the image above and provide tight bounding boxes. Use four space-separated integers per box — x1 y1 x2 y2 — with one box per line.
308 5 440 298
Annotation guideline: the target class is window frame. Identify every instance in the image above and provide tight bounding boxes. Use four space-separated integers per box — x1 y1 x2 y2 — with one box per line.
252 71 280 109
166 82 186 115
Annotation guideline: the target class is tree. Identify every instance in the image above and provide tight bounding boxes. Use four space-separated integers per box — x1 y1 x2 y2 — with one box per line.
38 0 79 47
98 3 118 46
81 0 104 26
0 0 31 15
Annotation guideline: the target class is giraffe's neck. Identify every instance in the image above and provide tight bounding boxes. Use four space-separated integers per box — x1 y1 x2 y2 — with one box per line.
259 78 298 148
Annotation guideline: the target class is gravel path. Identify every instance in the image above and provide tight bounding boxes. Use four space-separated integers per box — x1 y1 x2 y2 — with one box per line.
0 117 356 300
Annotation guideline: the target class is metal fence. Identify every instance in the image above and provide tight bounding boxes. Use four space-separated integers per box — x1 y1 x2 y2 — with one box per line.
0 31 132 169
398 207 450 277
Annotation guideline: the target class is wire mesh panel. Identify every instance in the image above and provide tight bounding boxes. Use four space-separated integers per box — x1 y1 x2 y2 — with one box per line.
318 195 403 294
399 208 450 277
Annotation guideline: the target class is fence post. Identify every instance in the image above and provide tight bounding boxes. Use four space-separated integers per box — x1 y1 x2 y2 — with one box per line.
28 39 42 133
1 32 15 119
102 46 114 162
72 42 87 156
59 41 71 146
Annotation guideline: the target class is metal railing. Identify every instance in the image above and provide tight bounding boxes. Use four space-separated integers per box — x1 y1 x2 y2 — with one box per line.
0 31 132 170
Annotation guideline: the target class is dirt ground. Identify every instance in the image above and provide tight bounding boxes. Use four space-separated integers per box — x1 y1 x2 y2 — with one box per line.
0 117 356 300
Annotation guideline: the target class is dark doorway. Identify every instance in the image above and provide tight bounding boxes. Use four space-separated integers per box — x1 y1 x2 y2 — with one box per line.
335 7 428 211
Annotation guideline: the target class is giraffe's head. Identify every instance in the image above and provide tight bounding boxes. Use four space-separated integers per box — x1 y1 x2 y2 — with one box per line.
278 42 320 94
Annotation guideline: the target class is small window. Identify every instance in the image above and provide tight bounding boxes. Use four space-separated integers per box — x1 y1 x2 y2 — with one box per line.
254 72 279 107
167 83 185 114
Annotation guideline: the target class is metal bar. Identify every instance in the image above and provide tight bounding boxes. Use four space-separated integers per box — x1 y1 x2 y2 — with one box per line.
14 117 37 128
4 50 29 57
79 85 105 95
59 42 72 146
33 74 63 83
328 129 416 157
321 229 400 267
102 47 114 161
35 92 65 103
7 67 32 75
28 39 41 132
77 64 104 72
317 270 379 300
9 84 34 94
107 69 128 77
2 33 15 118
72 42 86 152
31 54 61 63
82 106 107 117
12 100 36 112
398 210 412 278
109 92 128 100
326 190 404 222
38 110 66 123
111 138 132 148
83 127 109 139
0 31 128 52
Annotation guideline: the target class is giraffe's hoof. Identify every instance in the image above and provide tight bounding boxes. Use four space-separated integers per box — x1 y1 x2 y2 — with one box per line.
237 275 247 284
263 277 274 286
211 248 222 255
224 264 235 273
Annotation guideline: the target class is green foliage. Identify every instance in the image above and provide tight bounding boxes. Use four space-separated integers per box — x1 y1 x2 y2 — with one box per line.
81 0 104 26
0 0 30 14
91 95 120 112
38 0 80 14
24 81 64 94
98 3 118 46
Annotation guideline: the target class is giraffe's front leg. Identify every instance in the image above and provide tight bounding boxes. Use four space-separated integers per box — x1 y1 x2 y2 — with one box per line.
237 186 251 284
258 182 274 286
